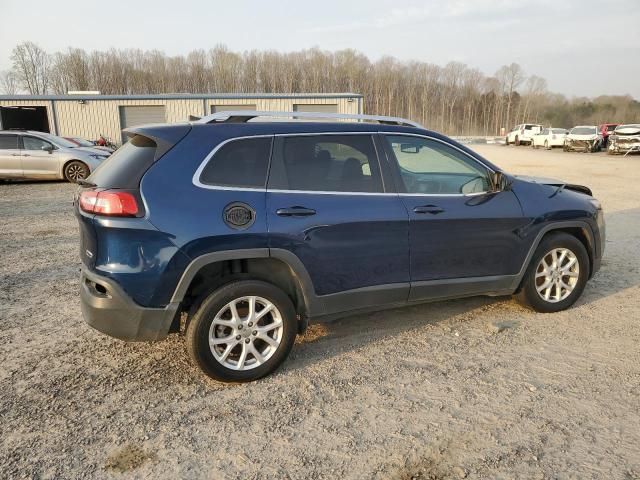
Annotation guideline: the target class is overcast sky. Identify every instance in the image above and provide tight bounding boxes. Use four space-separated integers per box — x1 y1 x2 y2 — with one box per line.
1 0 639 98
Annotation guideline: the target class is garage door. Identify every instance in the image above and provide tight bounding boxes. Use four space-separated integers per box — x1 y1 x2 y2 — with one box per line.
119 105 166 142
293 104 338 113
211 104 257 113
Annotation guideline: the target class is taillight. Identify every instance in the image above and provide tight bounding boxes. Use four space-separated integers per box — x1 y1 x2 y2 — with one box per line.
79 190 139 216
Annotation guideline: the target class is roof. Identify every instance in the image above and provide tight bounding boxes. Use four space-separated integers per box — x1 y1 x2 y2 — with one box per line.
0 93 362 102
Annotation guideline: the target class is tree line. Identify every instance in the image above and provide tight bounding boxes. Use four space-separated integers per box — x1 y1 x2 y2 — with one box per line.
1 42 638 136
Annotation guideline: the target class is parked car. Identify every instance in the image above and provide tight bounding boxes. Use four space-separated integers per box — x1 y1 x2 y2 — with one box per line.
607 124 640 155
505 124 543 146
0 130 111 182
64 136 115 154
531 128 568 149
599 123 620 148
75 111 605 382
563 126 603 153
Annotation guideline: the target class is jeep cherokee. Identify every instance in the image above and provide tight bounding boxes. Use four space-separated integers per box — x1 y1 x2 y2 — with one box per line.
75 111 605 382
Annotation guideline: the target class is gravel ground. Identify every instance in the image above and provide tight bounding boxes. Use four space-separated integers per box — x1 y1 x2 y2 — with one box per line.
1 145 639 480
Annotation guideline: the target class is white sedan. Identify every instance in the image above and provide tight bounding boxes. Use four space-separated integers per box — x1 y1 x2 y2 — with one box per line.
531 128 568 149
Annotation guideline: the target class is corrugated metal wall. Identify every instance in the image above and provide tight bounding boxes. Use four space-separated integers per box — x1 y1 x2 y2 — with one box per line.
0 95 360 145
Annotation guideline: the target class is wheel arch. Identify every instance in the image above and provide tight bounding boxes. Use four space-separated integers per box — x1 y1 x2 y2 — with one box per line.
171 248 318 333
514 221 596 292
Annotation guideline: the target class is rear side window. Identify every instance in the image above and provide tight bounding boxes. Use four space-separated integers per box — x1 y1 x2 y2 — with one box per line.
269 135 383 193
23 136 53 150
88 134 157 188
0 135 19 150
200 137 272 188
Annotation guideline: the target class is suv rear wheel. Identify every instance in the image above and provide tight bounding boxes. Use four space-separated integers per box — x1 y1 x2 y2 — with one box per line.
515 232 589 313
186 280 297 382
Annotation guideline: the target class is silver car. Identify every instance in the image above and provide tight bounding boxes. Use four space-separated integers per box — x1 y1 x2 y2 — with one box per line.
0 130 111 182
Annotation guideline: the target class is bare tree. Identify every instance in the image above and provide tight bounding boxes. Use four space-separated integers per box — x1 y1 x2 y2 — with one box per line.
10 41 50 94
495 63 525 131
0 70 19 94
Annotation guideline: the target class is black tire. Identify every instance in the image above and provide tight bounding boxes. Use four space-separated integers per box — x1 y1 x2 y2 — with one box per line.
515 136 520 146
63 160 89 183
505 137 510 146
515 232 590 313
186 280 297 382
544 140 550 150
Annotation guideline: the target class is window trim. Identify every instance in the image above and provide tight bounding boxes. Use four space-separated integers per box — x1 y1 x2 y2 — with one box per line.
193 134 274 191
268 133 387 195
380 132 495 197
192 131 496 197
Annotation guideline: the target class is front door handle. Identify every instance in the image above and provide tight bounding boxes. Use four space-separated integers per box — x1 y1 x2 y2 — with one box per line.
413 205 444 215
11 153 21 156
276 206 317 217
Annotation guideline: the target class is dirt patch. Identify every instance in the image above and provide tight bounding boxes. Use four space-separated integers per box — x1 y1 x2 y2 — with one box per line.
104 444 155 473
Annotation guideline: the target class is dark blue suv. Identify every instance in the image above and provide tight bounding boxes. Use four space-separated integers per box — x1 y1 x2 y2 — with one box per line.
76 111 605 382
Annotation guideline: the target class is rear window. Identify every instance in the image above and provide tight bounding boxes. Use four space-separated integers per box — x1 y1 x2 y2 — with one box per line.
607 125 617 131
88 134 157 188
571 127 596 135
199 137 272 188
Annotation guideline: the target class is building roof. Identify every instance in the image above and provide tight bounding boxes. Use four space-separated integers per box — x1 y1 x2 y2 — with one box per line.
0 93 362 101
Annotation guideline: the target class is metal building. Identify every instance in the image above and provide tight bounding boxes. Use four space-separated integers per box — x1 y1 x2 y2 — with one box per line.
0 93 363 144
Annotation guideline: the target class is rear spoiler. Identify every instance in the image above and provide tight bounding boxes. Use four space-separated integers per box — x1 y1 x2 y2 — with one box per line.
123 123 191 161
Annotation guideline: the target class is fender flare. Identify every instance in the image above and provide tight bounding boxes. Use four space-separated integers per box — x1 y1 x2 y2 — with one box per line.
169 247 321 316
511 220 597 289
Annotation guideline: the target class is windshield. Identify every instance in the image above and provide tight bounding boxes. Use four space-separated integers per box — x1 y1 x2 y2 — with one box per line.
571 127 596 135
36 132 80 148
552 129 567 134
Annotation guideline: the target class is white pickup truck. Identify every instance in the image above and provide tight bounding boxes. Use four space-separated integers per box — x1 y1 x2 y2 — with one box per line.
506 124 543 146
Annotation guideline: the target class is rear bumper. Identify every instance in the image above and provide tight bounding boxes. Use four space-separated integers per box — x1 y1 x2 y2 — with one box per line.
80 268 179 342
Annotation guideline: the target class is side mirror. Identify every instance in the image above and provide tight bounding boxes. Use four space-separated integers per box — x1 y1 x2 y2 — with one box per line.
491 171 509 192
42 145 54 153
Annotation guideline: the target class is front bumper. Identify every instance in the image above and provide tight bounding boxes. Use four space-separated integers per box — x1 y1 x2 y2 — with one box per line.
80 268 179 341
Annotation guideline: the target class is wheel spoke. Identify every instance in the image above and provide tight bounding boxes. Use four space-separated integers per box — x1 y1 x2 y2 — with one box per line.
561 257 577 271
254 303 274 321
229 300 240 322
236 343 248 369
247 296 256 321
257 333 279 348
248 343 264 365
210 335 235 346
563 270 579 278
212 317 236 328
219 342 237 362
256 320 282 333
557 250 567 267
537 278 552 292
554 281 561 301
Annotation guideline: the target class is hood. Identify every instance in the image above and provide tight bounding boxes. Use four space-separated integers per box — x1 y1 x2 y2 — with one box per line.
613 125 640 136
72 146 112 156
567 134 598 141
515 175 593 196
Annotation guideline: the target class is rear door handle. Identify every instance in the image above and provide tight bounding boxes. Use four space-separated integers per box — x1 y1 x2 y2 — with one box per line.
276 206 317 217
413 205 444 215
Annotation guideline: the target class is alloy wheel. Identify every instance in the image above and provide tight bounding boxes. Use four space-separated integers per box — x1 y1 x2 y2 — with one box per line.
535 248 580 303
66 164 87 180
208 296 283 370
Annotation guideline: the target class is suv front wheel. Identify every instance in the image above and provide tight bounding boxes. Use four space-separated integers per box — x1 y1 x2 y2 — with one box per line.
515 232 589 313
186 280 297 382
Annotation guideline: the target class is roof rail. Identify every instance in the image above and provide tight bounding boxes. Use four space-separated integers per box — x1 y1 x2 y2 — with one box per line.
195 110 423 128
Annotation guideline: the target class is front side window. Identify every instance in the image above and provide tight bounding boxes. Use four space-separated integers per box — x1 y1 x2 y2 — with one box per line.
385 135 490 195
200 137 272 188
269 135 383 193
0 135 19 150
23 136 54 151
